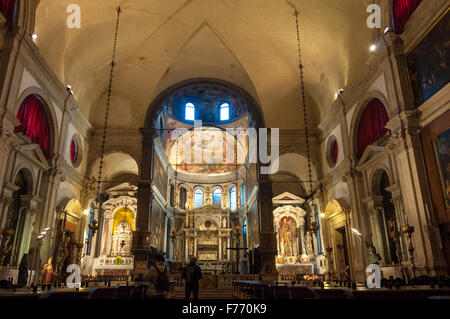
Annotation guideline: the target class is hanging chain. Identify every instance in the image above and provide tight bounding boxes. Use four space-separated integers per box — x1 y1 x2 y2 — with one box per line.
294 9 313 196
95 7 122 206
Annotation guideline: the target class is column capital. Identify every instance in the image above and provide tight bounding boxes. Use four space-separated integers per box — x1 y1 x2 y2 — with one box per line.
0 128 18 150
384 32 404 55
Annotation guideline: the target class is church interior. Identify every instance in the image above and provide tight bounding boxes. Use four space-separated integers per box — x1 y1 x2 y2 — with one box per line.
0 0 449 300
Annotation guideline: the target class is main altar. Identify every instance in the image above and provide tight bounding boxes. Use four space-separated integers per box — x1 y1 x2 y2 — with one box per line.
182 204 233 273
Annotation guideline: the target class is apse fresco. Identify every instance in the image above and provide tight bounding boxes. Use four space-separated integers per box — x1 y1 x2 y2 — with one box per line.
434 129 450 209
167 127 246 174
407 11 450 106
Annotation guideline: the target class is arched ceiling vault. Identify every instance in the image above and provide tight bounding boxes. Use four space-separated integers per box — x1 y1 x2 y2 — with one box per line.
35 0 373 130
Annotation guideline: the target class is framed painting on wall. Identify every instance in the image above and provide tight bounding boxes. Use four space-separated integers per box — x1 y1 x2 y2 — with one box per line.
433 129 450 209
406 10 450 107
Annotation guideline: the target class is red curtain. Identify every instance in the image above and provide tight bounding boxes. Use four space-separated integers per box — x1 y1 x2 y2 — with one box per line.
16 95 51 159
0 0 17 29
356 99 389 159
331 140 338 164
393 0 423 34
70 139 77 163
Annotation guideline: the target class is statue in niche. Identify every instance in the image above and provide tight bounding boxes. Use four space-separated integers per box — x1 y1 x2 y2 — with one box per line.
304 231 314 256
222 217 227 228
367 243 382 265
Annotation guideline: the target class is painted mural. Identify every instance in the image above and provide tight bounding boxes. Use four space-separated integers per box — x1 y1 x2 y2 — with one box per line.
150 200 165 250
247 200 259 250
279 216 298 257
434 129 450 209
407 11 450 106
153 152 168 198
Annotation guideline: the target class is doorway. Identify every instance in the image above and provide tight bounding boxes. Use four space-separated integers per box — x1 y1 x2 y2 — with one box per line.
335 226 349 278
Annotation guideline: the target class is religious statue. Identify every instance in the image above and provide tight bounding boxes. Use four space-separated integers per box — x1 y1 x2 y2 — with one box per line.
304 231 314 256
222 217 227 228
368 244 382 265
17 254 28 288
41 257 55 284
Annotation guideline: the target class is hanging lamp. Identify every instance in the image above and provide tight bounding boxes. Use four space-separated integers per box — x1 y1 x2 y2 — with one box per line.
86 7 122 248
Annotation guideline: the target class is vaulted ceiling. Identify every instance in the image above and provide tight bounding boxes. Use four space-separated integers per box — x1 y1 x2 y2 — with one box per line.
35 0 373 130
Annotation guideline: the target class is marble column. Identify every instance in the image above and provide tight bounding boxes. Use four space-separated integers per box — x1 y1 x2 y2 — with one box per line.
132 128 155 277
257 175 277 279
39 167 65 265
343 169 367 282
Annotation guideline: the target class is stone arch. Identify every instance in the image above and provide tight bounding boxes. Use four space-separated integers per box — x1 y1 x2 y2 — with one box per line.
349 91 391 160
324 199 348 218
88 150 141 179
273 152 320 194
88 152 140 193
370 167 393 196
15 87 59 159
11 167 34 196
144 78 266 130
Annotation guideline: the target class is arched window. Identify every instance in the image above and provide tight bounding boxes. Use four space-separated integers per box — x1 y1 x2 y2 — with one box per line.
229 186 237 210
356 98 389 159
392 0 423 34
179 187 187 210
220 103 230 121
0 0 18 29
70 138 78 164
212 188 222 207
194 188 204 208
16 95 51 159
243 218 247 236
240 184 245 207
185 102 195 121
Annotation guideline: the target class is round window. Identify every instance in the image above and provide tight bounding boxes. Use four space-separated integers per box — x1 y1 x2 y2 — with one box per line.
326 136 338 168
70 134 83 168
70 138 78 164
